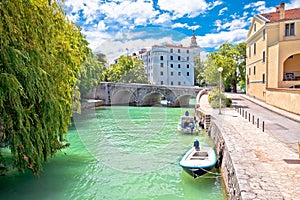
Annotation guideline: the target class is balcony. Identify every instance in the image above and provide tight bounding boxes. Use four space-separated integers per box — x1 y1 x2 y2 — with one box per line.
283 71 300 81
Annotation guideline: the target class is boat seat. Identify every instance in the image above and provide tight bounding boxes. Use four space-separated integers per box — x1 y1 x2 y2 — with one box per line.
190 156 208 160
193 152 208 157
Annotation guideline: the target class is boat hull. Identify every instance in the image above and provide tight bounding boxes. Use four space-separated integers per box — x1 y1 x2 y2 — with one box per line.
179 146 217 178
177 125 199 134
182 166 214 178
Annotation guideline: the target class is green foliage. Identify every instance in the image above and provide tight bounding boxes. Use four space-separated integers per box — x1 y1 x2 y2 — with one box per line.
78 52 105 97
208 88 229 109
225 97 232 107
194 56 206 86
203 43 246 92
0 0 89 175
103 56 148 84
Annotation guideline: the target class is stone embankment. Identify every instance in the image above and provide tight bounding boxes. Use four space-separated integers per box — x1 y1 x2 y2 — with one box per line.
198 94 300 200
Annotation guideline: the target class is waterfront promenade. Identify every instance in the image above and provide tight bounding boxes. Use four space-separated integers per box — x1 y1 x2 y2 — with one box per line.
200 93 300 199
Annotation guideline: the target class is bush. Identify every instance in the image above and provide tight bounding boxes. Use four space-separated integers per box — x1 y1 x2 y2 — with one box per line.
208 88 232 108
225 97 232 107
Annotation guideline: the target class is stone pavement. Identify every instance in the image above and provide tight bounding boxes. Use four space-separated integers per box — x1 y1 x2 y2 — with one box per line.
199 93 300 200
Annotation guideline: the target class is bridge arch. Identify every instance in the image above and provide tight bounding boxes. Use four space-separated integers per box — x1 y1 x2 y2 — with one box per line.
90 82 206 107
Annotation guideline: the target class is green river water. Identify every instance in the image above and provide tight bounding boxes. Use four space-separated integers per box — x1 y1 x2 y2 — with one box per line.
0 105 227 200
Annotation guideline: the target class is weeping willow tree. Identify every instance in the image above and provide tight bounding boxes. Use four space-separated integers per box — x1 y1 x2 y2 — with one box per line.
0 0 89 175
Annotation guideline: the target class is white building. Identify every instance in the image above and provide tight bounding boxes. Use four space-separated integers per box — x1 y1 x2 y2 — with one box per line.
137 33 200 86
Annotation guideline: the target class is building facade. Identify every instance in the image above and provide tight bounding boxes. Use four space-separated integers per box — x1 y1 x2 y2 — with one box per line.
246 2 300 114
138 34 200 86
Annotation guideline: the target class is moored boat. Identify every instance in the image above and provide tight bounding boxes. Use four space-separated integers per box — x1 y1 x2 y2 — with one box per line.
177 112 199 134
179 140 217 178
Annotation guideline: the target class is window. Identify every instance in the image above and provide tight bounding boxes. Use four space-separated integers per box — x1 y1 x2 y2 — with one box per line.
187 50 189 54
178 56 181 61
160 56 163 60
170 64 173 68
170 56 173 60
262 51 265 62
160 63 163 67
253 43 256 55
161 81 163 85
262 73 265 84
171 81 173 85
178 72 181 76
178 81 181 85
160 71 163 76
263 29 266 40
254 23 256 32
187 72 190 76
170 49 173 53
171 72 174 76
254 66 256 75
187 64 189 68
285 23 295 36
178 49 180 53
187 57 189 61
178 64 181 68
249 67 251 75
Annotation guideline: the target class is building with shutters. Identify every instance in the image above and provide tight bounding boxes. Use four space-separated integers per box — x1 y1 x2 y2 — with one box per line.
246 2 300 114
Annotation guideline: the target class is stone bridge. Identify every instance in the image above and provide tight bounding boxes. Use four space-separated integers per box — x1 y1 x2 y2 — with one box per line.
86 82 206 107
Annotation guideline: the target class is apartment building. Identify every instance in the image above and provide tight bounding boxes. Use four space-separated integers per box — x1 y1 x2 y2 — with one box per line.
246 2 300 114
137 33 200 86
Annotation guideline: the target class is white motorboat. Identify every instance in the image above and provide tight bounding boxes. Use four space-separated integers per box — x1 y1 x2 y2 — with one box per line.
179 143 217 178
177 115 199 134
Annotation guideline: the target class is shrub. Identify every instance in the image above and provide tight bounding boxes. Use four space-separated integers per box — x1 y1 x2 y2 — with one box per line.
208 88 232 108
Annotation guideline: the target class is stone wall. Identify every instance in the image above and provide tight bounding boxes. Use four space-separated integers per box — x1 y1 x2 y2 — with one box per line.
209 121 240 199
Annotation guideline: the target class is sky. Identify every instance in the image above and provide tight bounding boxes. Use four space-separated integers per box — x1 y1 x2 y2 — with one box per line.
63 0 300 62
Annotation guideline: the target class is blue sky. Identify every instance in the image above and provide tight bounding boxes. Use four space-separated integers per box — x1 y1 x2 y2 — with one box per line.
63 0 300 62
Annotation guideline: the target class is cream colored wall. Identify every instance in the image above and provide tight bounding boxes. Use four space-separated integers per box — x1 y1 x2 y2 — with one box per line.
267 45 279 88
247 83 266 100
278 40 300 87
246 17 267 100
266 89 300 114
246 18 300 106
266 23 279 45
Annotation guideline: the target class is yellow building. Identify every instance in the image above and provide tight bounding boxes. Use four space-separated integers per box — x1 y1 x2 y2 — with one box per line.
246 2 300 114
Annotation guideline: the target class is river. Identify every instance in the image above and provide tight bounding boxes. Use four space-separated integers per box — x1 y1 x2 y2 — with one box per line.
0 104 227 200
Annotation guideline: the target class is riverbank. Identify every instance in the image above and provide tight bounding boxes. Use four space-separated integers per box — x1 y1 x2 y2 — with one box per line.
198 93 300 199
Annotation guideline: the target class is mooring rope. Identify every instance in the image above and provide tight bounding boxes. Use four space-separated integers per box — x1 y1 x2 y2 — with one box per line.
194 167 222 179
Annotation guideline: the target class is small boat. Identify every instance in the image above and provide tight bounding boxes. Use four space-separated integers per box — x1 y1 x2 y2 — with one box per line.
179 140 217 178
177 113 199 134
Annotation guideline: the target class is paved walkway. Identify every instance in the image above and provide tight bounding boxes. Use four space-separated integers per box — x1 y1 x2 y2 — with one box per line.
199 93 300 200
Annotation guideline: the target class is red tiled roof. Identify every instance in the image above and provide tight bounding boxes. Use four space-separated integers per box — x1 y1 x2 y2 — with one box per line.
261 8 300 22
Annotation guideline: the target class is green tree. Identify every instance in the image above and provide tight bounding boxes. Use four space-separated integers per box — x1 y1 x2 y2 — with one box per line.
194 55 206 86
204 43 246 92
78 52 104 98
103 56 148 84
0 0 89 175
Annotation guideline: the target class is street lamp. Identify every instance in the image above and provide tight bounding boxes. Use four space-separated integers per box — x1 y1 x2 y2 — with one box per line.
218 67 223 114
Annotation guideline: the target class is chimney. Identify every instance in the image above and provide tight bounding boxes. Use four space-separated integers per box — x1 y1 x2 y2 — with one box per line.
280 2 285 20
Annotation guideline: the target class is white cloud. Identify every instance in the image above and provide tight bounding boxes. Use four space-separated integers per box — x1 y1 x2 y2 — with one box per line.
153 13 172 24
65 0 159 28
218 7 228 16
197 29 248 49
157 0 221 19
97 21 107 31
285 0 300 9
244 1 274 14
215 18 248 32
95 36 176 63
100 0 159 27
171 23 200 30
